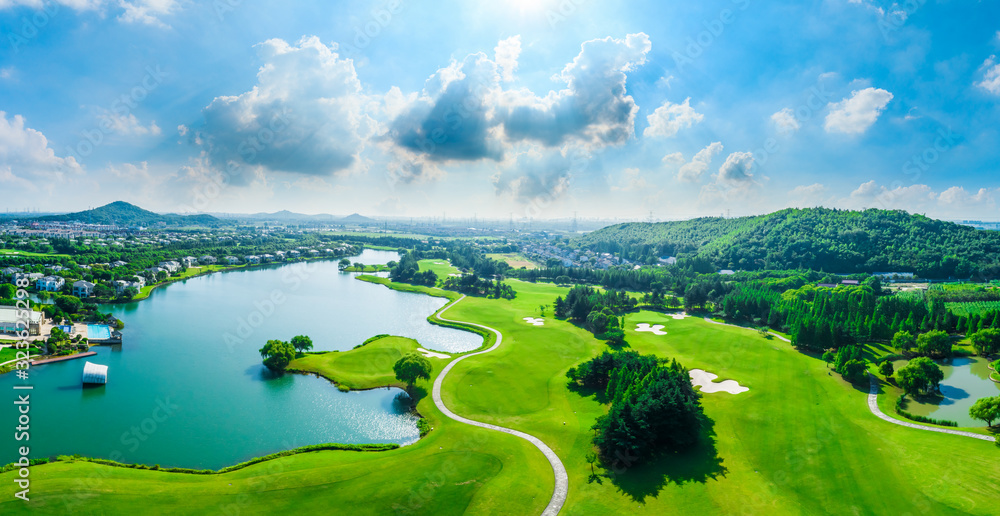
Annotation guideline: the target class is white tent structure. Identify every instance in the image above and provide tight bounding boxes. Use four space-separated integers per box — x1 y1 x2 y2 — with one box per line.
82 361 108 384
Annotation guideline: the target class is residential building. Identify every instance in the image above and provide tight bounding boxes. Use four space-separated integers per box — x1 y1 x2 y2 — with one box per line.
36 276 65 292
181 256 198 267
73 280 96 298
225 256 240 265
0 305 42 336
244 255 261 265
158 261 181 273
200 255 217 264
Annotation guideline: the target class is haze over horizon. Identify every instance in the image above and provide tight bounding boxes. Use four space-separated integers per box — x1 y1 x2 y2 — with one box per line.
2 1 999 220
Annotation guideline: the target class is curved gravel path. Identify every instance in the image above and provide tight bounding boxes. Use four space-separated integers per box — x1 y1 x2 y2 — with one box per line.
433 295 568 516
866 373 996 442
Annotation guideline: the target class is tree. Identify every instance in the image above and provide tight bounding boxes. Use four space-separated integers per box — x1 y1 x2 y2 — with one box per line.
969 396 1000 427
555 275 572 285
393 353 432 391
892 331 915 352
119 287 138 301
970 328 1000 357
842 359 868 383
897 357 944 396
338 258 351 270
916 330 952 358
585 452 598 478
822 350 835 368
290 335 313 353
878 361 894 379
259 339 296 372
353 262 364 273
0 284 16 299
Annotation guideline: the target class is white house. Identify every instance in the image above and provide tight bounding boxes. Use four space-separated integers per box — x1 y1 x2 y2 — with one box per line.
113 279 144 295
225 256 239 265
261 254 275 262
158 261 181 273
275 251 286 260
200 255 217 265
307 249 319 256
73 280 96 298
36 276 65 292
289 250 301 257
181 256 198 267
244 255 261 265
14 272 44 285
111 260 129 268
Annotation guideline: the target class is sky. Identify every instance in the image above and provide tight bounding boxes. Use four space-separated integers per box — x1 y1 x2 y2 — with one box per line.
1 0 999 220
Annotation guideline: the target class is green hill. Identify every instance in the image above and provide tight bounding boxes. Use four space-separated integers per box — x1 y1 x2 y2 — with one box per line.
575 208 1000 278
36 201 220 227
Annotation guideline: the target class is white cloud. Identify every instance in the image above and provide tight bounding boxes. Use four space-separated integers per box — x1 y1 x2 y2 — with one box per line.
938 186 993 206
643 97 703 138
770 107 800 134
99 110 161 136
661 151 684 166
976 56 1000 95
824 87 893 135
786 183 828 207
0 67 12 80
715 151 756 185
610 167 649 192
494 35 521 82
500 33 652 148
191 36 375 185
675 141 722 183
117 0 179 28
843 181 998 217
0 111 82 185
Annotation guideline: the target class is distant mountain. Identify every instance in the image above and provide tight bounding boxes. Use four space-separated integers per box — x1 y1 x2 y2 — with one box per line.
575 208 1000 277
35 201 219 227
235 210 338 221
339 213 376 224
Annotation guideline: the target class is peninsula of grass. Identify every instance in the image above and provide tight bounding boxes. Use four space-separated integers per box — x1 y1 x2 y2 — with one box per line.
342 264 390 273
289 335 448 391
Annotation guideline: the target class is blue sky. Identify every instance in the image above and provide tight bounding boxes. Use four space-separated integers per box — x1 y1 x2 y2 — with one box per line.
1 0 998 220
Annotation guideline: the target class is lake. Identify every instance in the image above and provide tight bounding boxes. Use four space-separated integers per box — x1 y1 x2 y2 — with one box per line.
1 250 481 469
894 356 1000 427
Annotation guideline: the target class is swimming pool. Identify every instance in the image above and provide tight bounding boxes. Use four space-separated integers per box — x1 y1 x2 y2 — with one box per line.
87 325 111 340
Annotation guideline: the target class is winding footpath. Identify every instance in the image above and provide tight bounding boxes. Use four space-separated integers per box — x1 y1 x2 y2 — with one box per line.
433 295 568 516
866 373 996 442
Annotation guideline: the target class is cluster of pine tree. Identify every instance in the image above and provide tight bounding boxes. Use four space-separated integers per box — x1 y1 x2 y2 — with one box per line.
388 251 438 286
441 274 516 299
554 286 637 343
567 351 704 460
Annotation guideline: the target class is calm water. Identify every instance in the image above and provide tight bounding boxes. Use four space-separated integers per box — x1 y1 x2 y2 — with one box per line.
895 356 1000 427
1 250 481 469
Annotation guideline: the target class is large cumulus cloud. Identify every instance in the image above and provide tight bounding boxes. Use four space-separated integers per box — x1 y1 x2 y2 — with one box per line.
189 36 375 185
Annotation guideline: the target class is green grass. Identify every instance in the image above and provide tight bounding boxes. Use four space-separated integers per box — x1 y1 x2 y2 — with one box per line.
5 277 1000 514
419 259 461 280
342 264 390 273
289 335 451 390
0 346 40 364
485 253 538 270
0 249 71 258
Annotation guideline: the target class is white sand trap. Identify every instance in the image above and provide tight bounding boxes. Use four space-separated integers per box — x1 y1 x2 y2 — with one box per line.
669 312 690 320
689 369 749 394
523 317 545 326
635 323 667 335
417 348 450 359
448 273 463 277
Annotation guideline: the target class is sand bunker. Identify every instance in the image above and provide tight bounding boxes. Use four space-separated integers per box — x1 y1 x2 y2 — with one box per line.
523 317 545 326
668 312 690 320
417 348 450 359
635 323 667 335
689 369 749 394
